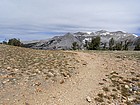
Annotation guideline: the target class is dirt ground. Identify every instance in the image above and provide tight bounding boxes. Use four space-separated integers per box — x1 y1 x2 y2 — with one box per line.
0 45 140 105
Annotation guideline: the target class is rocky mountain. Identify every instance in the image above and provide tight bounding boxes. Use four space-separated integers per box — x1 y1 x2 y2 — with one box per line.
23 30 139 50
30 33 82 50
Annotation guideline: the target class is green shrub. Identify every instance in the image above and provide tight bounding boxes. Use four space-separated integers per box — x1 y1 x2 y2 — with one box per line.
8 38 22 46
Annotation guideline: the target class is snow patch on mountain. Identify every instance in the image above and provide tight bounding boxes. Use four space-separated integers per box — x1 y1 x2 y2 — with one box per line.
132 34 138 37
86 32 92 35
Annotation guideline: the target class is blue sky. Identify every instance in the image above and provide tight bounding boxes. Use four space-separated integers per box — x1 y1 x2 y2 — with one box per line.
0 0 140 41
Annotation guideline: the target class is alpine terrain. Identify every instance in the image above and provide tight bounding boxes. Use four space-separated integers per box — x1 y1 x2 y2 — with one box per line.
23 30 139 50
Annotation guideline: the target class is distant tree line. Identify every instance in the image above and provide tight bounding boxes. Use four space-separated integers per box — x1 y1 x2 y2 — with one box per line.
71 37 140 51
1 37 139 51
108 38 130 51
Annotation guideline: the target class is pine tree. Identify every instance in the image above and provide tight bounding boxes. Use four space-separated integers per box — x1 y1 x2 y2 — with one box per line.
114 42 123 50
134 43 140 51
109 38 114 50
123 40 129 50
87 36 100 50
134 38 140 51
72 42 79 50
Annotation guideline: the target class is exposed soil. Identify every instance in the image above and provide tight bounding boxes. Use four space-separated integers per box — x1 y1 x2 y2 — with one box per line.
0 45 140 105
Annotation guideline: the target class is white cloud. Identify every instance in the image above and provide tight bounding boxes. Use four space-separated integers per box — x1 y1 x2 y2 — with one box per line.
0 0 140 40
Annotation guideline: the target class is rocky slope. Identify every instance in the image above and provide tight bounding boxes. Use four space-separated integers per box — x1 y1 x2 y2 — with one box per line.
0 45 80 105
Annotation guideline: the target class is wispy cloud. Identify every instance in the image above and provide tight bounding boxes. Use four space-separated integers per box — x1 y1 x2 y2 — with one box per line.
0 0 140 41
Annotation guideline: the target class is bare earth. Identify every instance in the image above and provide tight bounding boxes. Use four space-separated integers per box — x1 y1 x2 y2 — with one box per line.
0 45 140 105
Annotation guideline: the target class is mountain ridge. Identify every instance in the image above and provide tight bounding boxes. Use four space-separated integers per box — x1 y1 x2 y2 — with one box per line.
23 30 139 50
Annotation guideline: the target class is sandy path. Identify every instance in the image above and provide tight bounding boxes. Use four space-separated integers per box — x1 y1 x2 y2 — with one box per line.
29 52 107 105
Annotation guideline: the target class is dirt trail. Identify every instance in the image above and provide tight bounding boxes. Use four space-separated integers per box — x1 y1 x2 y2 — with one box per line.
1 46 140 105
1 51 140 105
34 51 140 105
28 52 108 105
